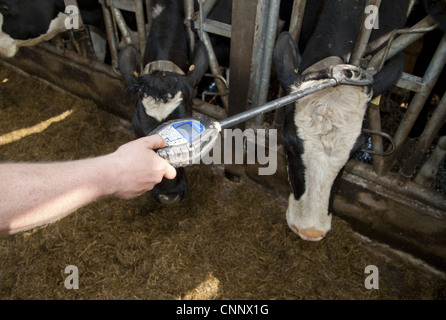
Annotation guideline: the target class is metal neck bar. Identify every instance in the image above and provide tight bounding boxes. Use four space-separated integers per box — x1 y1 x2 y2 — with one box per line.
218 78 337 130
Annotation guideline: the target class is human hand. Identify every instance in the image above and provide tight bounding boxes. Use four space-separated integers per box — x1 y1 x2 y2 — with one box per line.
105 135 176 199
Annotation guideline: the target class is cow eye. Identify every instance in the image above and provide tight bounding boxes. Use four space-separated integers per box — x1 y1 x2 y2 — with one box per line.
0 4 9 15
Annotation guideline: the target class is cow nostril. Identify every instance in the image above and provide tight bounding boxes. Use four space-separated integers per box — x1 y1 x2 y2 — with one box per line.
156 193 182 204
290 225 326 241
289 224 300 235
298 228 326 241
0 4 10 15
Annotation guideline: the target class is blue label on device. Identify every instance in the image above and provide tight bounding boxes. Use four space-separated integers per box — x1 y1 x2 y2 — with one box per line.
172 120 204 141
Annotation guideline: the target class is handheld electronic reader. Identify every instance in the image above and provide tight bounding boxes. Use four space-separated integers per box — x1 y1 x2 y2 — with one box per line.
151 64 373 167
151 117 221 167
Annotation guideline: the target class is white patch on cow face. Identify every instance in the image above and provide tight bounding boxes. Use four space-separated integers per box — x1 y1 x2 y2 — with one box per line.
152 4 165 19
286 82 371 238
142 91 183 122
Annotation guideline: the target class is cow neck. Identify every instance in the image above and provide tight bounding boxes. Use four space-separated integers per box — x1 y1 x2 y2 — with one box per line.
142 60 185 76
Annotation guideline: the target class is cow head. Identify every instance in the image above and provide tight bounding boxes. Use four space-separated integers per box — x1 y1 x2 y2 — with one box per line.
273 32 371 241
118 42 208 204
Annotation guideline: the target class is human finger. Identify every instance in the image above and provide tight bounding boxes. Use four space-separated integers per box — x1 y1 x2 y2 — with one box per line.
163 162 177 180
142 134 167 149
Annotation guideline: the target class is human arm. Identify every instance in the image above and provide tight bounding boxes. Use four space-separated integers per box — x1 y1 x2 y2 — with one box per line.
0 134 176 235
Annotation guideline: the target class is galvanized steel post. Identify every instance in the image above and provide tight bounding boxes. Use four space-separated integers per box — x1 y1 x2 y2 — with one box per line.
249 0 270 124
184 0 196 54
398 90 446 184
99 0 119 69
350 0 382 66
197 0 229 112
381 33 446 174
289 0 306 44
134 0 146 60
252 0 281 128
349 0 383 174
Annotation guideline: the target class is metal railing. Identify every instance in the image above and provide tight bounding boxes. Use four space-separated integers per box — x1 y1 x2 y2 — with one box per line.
98 0 148 69
343 0 445 212
47 0 446 212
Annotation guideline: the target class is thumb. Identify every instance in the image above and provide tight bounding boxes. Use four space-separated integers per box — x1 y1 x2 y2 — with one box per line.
163 162 177 180
144 134 176 179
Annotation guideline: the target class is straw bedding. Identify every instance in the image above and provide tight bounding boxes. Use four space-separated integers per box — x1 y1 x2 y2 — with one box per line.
0 65 445 300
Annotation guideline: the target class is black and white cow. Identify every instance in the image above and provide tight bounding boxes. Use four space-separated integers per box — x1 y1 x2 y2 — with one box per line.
118 0 209 204
273 0 417 241
0 0 107 58
0 0 103 40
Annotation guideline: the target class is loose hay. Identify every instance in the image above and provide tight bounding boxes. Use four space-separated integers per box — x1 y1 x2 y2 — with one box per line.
0 66 445 300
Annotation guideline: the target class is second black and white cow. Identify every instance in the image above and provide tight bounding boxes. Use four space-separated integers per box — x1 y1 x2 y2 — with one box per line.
273 0 417 241
118 0 208 204
0 0 103 40
0 0 107 58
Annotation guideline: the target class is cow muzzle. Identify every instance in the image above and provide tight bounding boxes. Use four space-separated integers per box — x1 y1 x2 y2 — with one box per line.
152 192 183 204
286 194 332 241
150 168 187 204
289 224 326 242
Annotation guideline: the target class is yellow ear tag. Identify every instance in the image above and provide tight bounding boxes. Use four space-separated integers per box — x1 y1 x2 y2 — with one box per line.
294 68 299 74
133 71 139 77
189 64 195 72
370 95 381 106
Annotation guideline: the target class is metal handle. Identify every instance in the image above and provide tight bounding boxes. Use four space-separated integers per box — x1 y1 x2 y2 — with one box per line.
331 64 374 86
218 64 373 129
361 129 396 156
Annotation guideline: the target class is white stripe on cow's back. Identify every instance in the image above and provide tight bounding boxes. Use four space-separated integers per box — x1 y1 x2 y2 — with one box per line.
142 91 183 122
287 82 370 233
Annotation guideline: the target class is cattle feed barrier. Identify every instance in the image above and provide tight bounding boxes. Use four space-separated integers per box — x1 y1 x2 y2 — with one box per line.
1 0 445 269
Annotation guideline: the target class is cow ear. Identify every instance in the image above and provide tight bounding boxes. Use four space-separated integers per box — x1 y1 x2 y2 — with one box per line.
273 32 302 91
118 44 141 89
424 0 446 31
187 41 209 87
372 52 405 97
